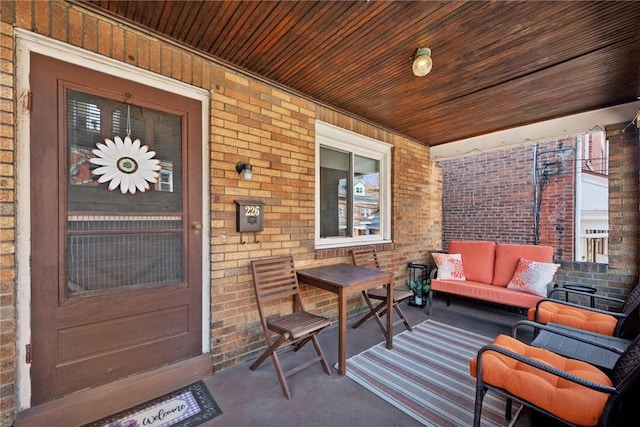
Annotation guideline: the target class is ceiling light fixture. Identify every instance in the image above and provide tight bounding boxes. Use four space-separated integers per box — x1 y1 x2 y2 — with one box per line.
412 47 433 77
235 161 253 180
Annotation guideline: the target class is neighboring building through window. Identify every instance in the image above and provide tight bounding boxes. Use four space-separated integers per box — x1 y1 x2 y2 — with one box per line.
575 130 609 263
315 121 391 249
535 130 609 262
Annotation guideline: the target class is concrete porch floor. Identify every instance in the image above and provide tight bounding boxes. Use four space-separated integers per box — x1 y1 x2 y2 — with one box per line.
196 296 553 427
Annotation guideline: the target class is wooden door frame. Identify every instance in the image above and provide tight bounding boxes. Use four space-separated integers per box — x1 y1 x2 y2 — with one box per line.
14 30 211 412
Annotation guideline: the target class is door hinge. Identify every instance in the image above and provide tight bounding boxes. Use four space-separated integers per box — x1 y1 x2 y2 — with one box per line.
26 344 32 364
27 91 32 111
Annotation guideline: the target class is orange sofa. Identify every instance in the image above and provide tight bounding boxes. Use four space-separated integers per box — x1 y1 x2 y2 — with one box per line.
430 241 555 313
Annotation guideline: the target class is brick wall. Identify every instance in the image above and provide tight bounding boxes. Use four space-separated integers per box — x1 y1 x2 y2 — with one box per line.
440 142 543 247
439 126 639 300
0 1 442 424
440 138 578 259
536 139 575 260
0 11 16 427
554 124 639 304
606 123 639 292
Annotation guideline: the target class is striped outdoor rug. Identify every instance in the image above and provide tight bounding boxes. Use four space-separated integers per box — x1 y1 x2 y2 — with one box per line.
344 320 521 426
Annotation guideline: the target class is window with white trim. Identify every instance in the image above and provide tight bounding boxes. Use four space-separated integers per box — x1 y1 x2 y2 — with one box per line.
315 121 392 249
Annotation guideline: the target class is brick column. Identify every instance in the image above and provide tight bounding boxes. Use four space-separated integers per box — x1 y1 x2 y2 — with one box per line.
606 123 639 295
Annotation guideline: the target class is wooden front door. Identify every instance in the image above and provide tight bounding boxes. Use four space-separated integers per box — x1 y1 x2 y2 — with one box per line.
29 53 203 404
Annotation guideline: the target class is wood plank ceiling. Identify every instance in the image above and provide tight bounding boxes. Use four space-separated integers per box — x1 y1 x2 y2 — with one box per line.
80 0 640 147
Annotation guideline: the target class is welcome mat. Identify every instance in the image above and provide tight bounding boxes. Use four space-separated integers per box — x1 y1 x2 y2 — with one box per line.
85 380 222 427
343 320 521 426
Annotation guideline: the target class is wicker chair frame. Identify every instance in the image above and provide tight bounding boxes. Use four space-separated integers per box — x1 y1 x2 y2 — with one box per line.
531 283 640 339
474 334 640 426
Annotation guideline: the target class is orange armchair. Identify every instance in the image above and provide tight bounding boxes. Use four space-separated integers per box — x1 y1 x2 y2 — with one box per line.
527 283 640 338
470 334 640 427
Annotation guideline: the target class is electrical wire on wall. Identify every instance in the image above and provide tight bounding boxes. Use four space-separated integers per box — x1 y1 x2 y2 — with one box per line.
622 109 640 133
532 143 576 245
533 144 539 244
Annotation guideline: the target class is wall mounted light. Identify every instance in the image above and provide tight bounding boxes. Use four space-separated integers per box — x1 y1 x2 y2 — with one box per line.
235 161 253 180
412 47 433 77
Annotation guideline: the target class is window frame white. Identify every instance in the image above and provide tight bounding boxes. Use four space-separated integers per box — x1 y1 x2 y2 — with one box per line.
315 120 392 249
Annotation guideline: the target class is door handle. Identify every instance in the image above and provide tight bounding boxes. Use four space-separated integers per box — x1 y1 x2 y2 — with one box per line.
192 221 202 236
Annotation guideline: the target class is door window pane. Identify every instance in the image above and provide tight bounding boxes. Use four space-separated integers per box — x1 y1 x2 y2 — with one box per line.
65 89 184 297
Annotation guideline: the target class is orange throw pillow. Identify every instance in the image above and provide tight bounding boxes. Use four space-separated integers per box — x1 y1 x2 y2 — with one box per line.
433 253 466 280
507 258 560 296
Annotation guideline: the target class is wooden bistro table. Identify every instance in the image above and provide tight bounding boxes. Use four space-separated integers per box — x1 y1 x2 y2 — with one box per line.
296 263 394 375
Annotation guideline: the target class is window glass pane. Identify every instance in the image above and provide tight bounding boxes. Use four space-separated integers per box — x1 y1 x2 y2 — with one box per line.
319 147 349 237
576 130 608 263
67 90 182 212
354 155 380 236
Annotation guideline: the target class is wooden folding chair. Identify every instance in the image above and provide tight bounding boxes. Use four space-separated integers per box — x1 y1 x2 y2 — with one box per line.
350 247 413 334
249 256 332 399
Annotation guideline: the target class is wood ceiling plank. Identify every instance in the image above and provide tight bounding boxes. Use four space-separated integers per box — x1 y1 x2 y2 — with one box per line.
200 1 251 54
248 1 355 76
276 1 433 83
402 42 640 144
308 1 636 135
217 1 299 66
237 1 329 72
154 0 182 35
172 1 208 42
182 3 222 48
208 1 267 59
220 2 283 62
81 0 640 146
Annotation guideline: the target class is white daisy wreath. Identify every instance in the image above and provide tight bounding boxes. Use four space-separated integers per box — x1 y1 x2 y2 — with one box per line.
90 136 161 194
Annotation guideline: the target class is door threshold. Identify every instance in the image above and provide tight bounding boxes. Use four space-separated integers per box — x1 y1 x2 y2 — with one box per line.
14 353 212 427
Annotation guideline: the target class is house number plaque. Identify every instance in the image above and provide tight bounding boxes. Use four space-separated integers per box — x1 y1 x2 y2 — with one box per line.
235 200 264 232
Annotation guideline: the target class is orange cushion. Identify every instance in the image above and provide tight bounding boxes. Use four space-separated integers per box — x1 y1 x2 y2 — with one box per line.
448 241 496 284
527 301 617 336
493 243 554 287
470 334 612 426
431 279 543 308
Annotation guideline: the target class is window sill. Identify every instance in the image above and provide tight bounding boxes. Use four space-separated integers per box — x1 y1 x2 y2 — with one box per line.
315 241 394 260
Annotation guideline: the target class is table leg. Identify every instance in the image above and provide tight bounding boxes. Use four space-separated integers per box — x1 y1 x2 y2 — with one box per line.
385 281 393 349
338 289 347 376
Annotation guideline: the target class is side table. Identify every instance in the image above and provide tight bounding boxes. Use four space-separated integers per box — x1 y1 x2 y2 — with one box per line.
525 322 630 371
562 284 597 307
